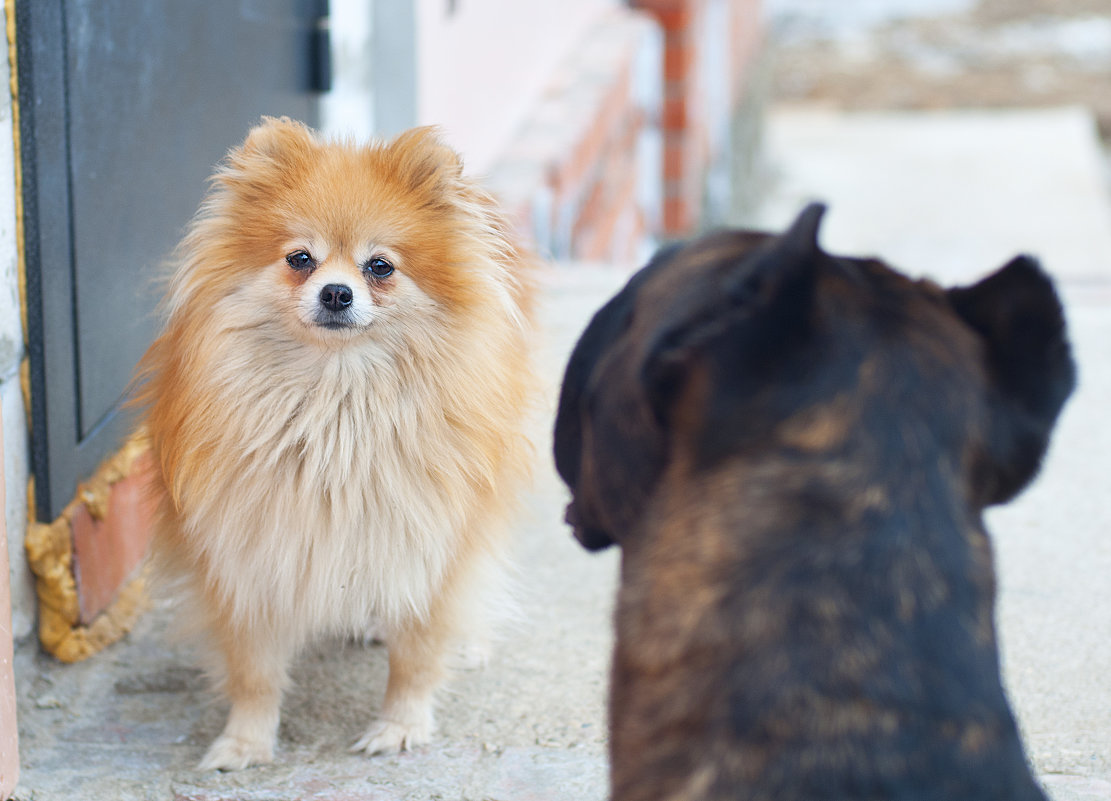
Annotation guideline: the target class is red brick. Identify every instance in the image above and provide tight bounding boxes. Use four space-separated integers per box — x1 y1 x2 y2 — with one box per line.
484 7 664 255
663 187 703 234
652 5 694 32
72 452 157 624
631 0 696 15
569 113 642 260
662 196 685 233
662 95 690 130
548 64 632 197
663 39 695 83
578 161 640 262
663 138 687 182
665 125 704 177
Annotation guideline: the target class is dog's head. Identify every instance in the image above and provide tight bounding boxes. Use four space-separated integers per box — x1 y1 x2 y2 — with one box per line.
554 204 1076 550
170 117 522 353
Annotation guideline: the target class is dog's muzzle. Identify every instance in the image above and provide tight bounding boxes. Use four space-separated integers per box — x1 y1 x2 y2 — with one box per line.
313 283 358 329
565 502 615 551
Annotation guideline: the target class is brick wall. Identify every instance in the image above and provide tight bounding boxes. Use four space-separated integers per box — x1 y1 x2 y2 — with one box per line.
485 8 663 264
486 0 764 261
632 0 764 235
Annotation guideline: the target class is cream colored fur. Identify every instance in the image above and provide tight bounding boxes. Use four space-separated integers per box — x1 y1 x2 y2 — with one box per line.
135 118 535 770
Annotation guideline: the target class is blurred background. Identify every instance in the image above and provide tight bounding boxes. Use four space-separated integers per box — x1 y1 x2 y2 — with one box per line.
2 2 1110 799
769 0 1110 127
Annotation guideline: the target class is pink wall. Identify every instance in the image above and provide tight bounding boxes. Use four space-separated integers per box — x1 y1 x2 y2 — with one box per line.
0 404 18 798
415 0 620 175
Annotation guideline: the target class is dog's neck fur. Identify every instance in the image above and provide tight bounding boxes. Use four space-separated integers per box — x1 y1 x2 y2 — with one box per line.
608 449 1044 801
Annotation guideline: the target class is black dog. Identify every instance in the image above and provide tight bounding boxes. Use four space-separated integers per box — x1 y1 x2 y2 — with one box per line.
554 204 1074 801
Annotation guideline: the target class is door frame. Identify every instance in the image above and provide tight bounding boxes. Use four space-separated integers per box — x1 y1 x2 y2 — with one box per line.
15 0 331 522
14 0 86 522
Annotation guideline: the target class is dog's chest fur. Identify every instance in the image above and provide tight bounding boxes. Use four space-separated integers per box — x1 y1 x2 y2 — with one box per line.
169 332 478 631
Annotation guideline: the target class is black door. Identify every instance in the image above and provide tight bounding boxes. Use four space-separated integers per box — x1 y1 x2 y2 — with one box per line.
17 0 326 520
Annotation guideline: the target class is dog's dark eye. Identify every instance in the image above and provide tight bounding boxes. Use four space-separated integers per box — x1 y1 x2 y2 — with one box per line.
365 257 394 278
286 250 316 271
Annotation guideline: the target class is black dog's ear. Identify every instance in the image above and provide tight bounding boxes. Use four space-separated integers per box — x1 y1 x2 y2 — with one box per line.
642 203 825 424
553 290 633 490
947 255 1076 505
554 244 680 489
553 245 683 551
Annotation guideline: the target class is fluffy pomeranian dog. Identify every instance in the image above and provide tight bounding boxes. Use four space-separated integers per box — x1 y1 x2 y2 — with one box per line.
133 117 535 770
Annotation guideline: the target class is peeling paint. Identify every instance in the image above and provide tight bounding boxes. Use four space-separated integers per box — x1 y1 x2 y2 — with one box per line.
23 431 151 662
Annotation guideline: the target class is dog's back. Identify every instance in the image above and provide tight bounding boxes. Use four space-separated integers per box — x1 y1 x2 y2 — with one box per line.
555 205 1074 800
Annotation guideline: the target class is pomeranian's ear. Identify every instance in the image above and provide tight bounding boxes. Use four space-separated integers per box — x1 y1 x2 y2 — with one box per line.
223 116 316 180
242 116 315 157
388 126 464 193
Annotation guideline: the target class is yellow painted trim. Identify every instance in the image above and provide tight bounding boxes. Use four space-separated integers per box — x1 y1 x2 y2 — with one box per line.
5 0 28 416
23 432 151 663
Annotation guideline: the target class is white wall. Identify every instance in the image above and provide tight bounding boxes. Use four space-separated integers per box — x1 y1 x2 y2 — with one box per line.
0 11 33 640
321 0 377 139
328 0 622 174
414 0 619 175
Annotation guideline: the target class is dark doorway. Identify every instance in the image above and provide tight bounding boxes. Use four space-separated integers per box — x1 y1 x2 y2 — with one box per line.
17 0 326 520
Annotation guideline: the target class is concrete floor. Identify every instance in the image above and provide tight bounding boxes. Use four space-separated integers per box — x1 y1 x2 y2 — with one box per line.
12 106 1111 800
755 105 1111 801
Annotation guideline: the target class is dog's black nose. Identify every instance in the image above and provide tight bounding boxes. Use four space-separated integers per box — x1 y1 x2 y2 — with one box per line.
319 284 354 311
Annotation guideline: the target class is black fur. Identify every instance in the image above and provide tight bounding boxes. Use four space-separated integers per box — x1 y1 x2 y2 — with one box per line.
553 203 1074 801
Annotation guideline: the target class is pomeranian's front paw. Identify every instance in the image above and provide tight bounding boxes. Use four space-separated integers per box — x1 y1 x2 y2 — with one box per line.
198 733 275 771
351 715 433 755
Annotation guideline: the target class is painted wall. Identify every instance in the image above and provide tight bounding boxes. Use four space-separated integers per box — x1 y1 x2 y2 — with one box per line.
415 0 620 175
321 0 377 139
0 4 32 642
1 402 20 796
322 0 620 175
